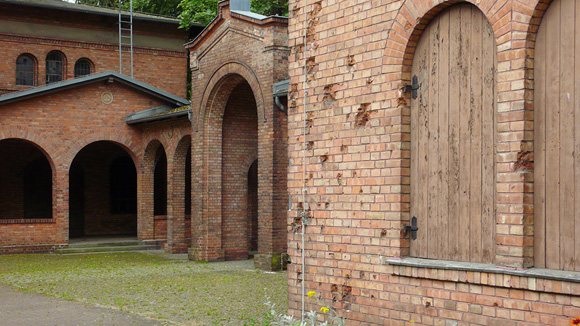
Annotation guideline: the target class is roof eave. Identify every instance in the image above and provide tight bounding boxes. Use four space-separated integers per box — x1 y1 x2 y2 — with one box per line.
0 71 189 107
0 0 203 27
126 110 190 125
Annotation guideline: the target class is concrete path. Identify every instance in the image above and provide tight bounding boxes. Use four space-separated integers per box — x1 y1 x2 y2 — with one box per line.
0 284 166 326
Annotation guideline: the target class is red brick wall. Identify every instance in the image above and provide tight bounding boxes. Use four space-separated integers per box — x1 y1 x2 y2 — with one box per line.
0 36 188 98
222 81 258 260
0 2 189 98
287 0 579 324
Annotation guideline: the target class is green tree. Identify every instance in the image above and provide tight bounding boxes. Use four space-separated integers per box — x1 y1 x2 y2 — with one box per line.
177 0 218 26
251 0 288 17
77 0 288 26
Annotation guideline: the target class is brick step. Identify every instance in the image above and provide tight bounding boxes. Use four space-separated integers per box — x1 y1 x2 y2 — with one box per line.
55 244 160 254
65 240 142 248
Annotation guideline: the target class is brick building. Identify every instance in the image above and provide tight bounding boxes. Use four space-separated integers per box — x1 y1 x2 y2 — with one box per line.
186 0 289 269
287 0 580 324
0 0 290 270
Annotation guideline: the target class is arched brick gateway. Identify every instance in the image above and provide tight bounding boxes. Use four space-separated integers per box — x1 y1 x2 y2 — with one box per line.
187 1 289 269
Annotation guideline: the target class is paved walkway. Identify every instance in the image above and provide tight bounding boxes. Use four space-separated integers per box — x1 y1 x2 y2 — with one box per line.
0 284 166 326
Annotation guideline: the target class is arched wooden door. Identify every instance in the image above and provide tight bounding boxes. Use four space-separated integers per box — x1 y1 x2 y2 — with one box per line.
410 3 496 263
534 0 580 271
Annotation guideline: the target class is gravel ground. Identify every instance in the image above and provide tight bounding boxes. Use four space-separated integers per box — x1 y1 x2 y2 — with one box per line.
0 251 287 325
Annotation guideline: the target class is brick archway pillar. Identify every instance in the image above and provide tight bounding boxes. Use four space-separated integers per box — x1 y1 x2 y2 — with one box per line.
189 62 287 270
166 136 191 253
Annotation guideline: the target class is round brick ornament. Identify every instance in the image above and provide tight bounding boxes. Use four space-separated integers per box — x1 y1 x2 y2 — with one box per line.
101 91 114 104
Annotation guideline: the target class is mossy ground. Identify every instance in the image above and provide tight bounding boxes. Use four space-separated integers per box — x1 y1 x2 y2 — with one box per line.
0 251 287 325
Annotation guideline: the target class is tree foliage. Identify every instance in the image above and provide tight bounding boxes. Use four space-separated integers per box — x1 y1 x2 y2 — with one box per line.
76 0 288 26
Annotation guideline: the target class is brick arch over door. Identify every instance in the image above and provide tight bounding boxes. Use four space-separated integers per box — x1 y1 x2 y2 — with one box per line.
387 0 507 85
533 0 580 272
195 61 265 131
409 3 497 263
61 131 141 170
0 126 58 170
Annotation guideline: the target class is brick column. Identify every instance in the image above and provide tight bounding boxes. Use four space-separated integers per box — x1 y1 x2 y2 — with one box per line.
138 142 157 241
54 164 70 244
166 137 190 253
495 47 534 269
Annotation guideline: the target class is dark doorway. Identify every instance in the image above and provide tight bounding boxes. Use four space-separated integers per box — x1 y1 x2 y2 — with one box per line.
69 161 85 237
185 147 191 216
69 141 137 237
154 147 167 216
247 159 258 252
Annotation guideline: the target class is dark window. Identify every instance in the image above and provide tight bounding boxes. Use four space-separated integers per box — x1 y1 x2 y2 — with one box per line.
110 157 137 214
46 52 64 84
74 59 92 78
16 54 36 86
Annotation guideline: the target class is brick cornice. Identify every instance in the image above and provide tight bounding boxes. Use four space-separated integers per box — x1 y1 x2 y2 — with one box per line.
0 33 187 58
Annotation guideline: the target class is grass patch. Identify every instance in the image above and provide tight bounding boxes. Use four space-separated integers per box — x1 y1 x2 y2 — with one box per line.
0 252 287 325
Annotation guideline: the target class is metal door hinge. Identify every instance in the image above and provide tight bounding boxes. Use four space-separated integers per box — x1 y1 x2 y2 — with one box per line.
403 75 419 99
403 216 419 240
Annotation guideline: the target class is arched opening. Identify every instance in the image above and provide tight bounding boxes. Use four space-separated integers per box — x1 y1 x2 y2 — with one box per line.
0 139 52 220
247 159 258 252
69 141 137 238
409 3 496 263
154 147 167 217
221 78 258 260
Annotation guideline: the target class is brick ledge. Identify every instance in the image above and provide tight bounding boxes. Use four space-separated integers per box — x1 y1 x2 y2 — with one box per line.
385 257 580 284
0 219 55 224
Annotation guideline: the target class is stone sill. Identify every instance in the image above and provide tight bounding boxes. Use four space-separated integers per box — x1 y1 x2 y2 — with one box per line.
385 257 580 290
0 219 55 224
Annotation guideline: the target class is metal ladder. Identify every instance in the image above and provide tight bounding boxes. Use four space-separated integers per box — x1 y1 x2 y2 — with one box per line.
118 0 133 78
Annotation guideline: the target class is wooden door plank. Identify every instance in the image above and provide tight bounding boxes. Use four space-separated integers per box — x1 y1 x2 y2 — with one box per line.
410 22 430 258
470 8 483 262
544 0 561 270
480 19 496 263
575 0 580 272
559 0 575 271
417 22 431 259
437 10 451 259
448 5 462 261
533 3 547 269
458 4 472 262
410 38 420 258
427 15 440 259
